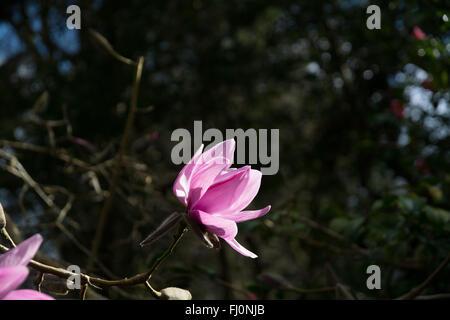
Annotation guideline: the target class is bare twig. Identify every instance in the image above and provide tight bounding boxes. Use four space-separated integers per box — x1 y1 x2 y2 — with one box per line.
0 149 56 208
298 215 368 255
87 55 144 271
415 293 450 300
89 29 137 66
0 140 90 169
0 222 187 289
396 252 450 300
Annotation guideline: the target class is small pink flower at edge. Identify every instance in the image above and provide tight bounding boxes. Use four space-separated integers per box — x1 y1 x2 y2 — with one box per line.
173 139 271 258
0 234 54 300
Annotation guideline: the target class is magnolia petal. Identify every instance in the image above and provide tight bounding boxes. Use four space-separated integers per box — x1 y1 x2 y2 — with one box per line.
0 266 28 299
0 234 43 268
188 156 230 208
189 210 238 239
193 168 262 216
191 167 249 214
225 169 263 214
223 205 271 223
224 238 258 259
173 139 236 208
211 166 250 185
2 289 54 300
140 212 182 247
173 144 205 206
201 139 235 168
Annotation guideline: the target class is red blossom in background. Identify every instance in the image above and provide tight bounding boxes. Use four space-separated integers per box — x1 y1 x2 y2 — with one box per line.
413 26 427 40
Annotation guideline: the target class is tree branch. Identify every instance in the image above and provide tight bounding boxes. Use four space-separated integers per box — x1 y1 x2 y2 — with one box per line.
396 252 450 300
87 55 144 271
0 222 187 290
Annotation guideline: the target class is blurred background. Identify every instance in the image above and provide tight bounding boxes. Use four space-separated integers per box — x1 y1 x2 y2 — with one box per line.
0 0 449 299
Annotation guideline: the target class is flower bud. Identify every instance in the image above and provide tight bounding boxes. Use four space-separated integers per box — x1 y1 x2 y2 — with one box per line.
0 202 6 229
140 212 182 247
159 287 192 300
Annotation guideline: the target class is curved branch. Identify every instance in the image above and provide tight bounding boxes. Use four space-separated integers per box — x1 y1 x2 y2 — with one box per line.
0 222 187 290
87 56 145 271
396 252 450 300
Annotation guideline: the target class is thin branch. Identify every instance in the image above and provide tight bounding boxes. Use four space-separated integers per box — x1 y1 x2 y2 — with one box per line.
415 293 450 300
0 222 187 289
0 140 91 169
298 215 368 255
1 228 16 248
286 285 336 294
396 252 450 300
88 29 137 66
87 56 144 271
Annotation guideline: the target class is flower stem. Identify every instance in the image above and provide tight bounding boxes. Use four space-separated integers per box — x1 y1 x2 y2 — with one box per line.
87 55 145 271
145 221 188 280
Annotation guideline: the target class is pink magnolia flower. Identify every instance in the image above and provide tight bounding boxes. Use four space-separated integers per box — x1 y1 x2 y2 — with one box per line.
0 234 53 300
413 26 427 40
173 139 271 258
